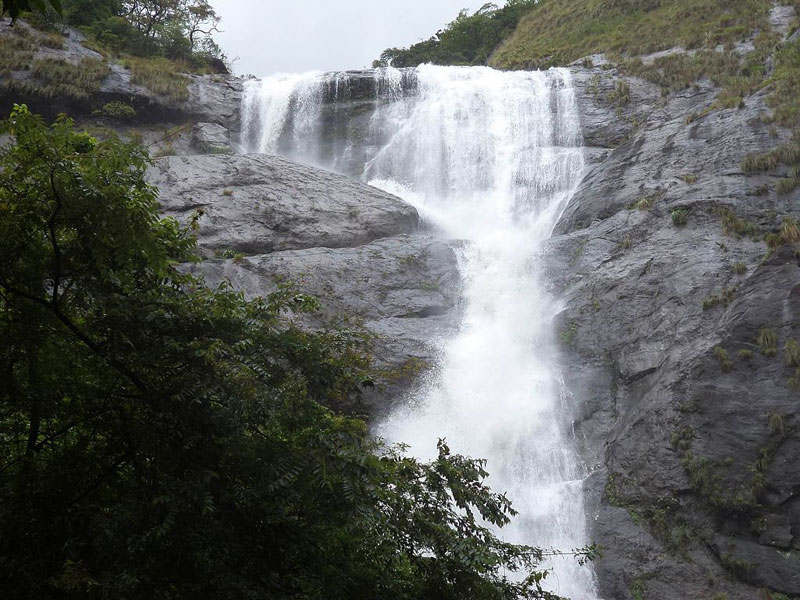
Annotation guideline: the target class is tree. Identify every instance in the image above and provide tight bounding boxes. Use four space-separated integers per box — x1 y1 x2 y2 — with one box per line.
372 0 536 67
121 0 178 37
1 0 62 20
0 106 592 598
181 0 218 51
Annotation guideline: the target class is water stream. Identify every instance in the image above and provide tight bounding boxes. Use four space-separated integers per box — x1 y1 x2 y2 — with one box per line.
241 65 597 599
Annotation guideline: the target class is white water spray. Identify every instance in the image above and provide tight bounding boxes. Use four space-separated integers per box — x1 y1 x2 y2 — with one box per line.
242 65 597 599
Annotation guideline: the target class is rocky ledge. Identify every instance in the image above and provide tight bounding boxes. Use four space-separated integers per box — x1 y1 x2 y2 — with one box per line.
150 153 461 413
0 21 243 153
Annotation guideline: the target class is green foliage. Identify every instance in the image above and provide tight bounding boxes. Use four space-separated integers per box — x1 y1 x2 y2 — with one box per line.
378 357 430 383
604 471 629 507
788 367 800 390
94 100 136 119
627 190 663 210
122 54 189 101
491 0 775 70
671 208 689 226
768 411 787 436
714 206 761 239
720 553 753 577
769 36 800 130
0 27 37 74
742 143 800 191
559 321 578 346
785 339 800 367
782 217 800 243
1 0 62 21
763 217 800 254
0 106 584 600
623 50 741 95
374 1 536 68
671 427 694 452
50 0 227 73
733 261 747 275
681 451 758 517
607 79 631 113
630 578 646 600
680 173 698 185
740 36 800 192
17 56 111 100
702 286 736 311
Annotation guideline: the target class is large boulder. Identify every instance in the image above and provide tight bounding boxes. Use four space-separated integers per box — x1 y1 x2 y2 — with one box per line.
151 153 421 256
150 152 460 412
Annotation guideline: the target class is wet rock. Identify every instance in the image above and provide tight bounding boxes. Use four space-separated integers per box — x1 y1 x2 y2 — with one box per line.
757 515 794 548
188 234 461 411
192 122 231 154
711 534 800 593
150 152 460 411
770 5 798 39
552 53 800 600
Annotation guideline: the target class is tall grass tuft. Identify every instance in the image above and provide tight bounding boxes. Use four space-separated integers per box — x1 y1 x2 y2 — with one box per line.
123 56 189 102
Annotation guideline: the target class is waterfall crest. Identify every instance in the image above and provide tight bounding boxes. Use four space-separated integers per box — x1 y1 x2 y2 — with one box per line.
242 65 598 599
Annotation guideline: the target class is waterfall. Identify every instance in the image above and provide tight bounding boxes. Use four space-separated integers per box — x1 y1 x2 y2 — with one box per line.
241 65 598 599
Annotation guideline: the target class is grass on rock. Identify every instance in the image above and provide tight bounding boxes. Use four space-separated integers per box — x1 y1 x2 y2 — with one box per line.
122 55 190 102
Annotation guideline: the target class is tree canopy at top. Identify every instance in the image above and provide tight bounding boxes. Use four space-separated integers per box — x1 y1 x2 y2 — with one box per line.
1 0 62 21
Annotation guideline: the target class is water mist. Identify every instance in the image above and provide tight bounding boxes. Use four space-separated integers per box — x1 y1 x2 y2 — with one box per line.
242 64 598 599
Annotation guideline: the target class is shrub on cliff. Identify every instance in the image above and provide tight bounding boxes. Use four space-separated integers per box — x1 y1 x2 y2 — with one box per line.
0 106 589 599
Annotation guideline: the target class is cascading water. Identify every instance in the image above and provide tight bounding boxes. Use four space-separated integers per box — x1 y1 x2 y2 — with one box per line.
242 65 598 599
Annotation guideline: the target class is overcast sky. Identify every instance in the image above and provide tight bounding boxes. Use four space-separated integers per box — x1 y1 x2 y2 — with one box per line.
211 0 488 77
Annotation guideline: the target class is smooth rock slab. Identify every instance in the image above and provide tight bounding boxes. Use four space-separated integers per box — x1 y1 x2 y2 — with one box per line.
152 153 420 256
189 234 462 411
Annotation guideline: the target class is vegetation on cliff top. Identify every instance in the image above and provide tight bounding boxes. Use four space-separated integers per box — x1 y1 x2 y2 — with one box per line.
0 0 228 107
379 0 800 194
34 0 226 71
0 105 594 598
490 0 793 69
378 0 800 70
373 0 536 68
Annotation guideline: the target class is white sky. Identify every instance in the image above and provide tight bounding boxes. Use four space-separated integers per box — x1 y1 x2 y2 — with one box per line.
211 0 488 77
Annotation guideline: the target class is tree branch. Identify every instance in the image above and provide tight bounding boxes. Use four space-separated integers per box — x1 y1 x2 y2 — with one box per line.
47 167 63 306
0 277 149 397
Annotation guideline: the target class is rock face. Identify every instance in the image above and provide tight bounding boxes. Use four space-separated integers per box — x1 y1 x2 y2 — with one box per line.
153 154 420 256
547 57 800 600
192 122 231 154
0 22 243 153
150 153 461 412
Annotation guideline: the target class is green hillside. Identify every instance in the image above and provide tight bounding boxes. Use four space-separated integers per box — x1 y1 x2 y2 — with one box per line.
378 0 799 70
490 0 796 68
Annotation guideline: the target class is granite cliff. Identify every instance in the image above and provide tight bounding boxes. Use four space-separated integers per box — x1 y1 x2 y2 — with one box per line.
3 7 800 599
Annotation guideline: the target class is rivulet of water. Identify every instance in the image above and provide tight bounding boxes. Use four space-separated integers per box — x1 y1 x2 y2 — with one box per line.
242 64 598 599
